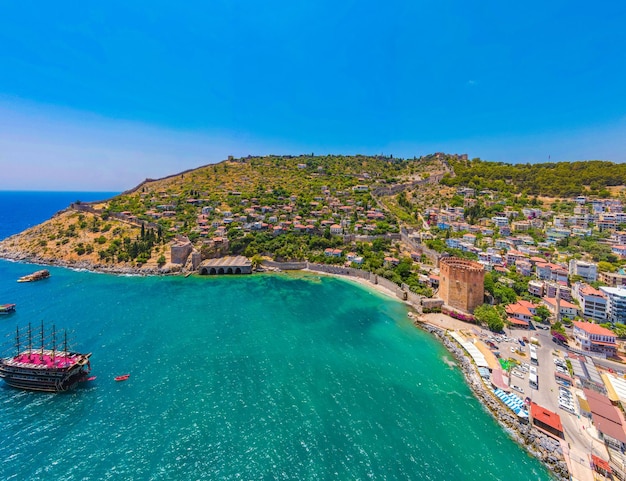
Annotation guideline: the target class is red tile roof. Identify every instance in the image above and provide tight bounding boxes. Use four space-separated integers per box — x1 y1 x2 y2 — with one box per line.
517 300 536 308
530 403 563 432
506 303 533 317
573 321 615 337
508 317 529 326
580 285 605 297
544 297 578 310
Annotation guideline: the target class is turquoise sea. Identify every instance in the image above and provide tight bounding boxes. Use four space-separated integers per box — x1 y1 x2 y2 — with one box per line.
0 193 552 480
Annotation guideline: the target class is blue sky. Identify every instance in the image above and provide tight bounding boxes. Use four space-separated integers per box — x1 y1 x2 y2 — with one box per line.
1 1 625 190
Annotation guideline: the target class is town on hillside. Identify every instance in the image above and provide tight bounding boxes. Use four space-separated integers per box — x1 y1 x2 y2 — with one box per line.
4 153 626 476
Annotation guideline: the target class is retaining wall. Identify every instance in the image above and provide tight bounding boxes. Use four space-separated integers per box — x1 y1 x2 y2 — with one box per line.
261 260 308 270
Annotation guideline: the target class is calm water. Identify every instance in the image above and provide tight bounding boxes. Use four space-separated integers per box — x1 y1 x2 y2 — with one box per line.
0 191 118 241
0 192 551 480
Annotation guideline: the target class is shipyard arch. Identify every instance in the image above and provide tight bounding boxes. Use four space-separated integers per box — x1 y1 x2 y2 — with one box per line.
198 256 253 276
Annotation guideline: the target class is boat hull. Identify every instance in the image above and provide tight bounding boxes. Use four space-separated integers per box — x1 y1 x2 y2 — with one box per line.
0 351 92 393
17 270 50 283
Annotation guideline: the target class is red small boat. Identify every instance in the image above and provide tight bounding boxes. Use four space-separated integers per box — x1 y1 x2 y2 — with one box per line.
114 374 130 382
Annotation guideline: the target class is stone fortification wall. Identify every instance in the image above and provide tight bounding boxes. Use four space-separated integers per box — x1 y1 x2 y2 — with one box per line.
261 260 308 270
400 228 442 264
306 263 371 280
342 233 402 243
370 173 445 197
438 257 484 313
404 290 424 308
170 236 193 265
374 275 404 297
421 298 444 310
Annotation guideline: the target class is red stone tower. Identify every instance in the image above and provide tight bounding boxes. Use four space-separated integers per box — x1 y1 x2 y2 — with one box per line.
438 257 485 313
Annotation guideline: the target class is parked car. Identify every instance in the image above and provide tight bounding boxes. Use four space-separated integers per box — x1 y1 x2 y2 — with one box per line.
512 385 524 394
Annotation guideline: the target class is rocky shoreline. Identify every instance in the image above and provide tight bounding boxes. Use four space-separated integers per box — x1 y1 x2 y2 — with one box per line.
0 249 181 276
418 322 569 481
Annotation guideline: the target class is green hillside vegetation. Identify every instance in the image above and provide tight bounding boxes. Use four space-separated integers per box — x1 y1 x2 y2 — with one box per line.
0 154 446 294
103 154 443 239
441 158 626 197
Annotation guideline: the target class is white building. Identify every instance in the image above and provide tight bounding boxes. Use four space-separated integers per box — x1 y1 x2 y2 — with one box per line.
599 286 626 324
568 259 598 282
572 283 607 322
491 216 509 227
572 321 617 357
543 297 579 320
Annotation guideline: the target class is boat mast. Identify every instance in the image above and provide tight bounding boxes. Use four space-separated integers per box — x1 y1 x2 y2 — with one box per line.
51 324 56 362
15 325 20 357
40 320 45 360
28 322 32 353
64 330 68 356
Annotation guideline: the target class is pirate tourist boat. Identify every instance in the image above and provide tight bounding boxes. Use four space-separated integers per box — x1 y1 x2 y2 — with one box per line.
0 322 92 392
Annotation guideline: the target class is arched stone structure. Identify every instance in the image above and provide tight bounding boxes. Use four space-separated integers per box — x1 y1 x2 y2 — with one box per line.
198 256 253 275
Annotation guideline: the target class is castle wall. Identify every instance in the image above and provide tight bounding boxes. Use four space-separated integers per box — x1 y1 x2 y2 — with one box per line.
170 240 193 265
439 257 484 313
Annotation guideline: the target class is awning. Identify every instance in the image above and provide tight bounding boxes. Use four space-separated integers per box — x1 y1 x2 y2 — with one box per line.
508 317 529 326
602 373 620 403
591 454 611 473
590 340 617 347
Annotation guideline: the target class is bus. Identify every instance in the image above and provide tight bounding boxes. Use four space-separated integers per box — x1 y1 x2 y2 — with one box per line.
529 372 538 390
530 350 538 365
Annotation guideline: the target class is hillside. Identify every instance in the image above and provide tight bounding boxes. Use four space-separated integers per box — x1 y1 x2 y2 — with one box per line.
441 158 626 197
0 153 452 274
6 153 626 280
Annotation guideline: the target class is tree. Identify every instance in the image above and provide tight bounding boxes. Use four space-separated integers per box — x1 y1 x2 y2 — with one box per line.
551 321 566 336
598 261 617 273
534 305 551 323
250 254 263 270
612 323 626 339
474 304 505 332
492 284 517 305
